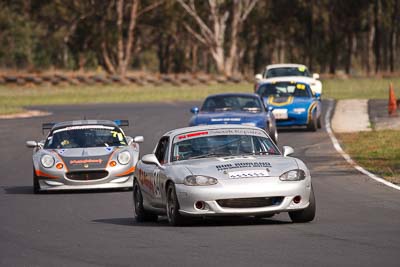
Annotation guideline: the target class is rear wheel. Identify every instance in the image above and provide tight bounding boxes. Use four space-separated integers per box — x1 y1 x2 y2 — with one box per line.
166 184 188 226
133 180 158 222
289 186 316 223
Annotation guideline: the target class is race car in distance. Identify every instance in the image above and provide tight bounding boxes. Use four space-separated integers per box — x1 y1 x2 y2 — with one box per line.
256 78 322 131
133 125 316 226
255 63 322 94
189 93 278 144
26 120 143 193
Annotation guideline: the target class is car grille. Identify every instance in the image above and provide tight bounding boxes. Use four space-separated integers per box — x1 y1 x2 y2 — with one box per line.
66 171 108 181
216 197 283 208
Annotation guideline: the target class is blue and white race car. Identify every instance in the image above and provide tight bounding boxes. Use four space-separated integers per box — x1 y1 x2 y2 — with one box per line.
189 93 278 143
256 78 322 131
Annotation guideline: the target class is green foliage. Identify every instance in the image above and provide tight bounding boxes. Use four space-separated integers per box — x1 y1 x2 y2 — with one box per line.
0 3 40 68
0 1 399 73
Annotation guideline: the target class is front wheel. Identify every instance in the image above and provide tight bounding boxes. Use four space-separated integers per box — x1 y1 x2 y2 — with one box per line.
267 122 278 145
307 114 317 132
317 115 322 129
166 184 188 226
33 169 40 194
289 186 316 223
133 180 158 222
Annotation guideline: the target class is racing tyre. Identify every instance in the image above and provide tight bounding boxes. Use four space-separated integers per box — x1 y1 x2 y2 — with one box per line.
33 169 40 194
289 186 316 223
267 122 278 145
166 184 189 226
133 180 158 222
317 115 322 129
307 114 317 132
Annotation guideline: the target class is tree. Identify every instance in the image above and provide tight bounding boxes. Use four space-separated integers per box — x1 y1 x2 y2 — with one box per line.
177 0 258 76
100 0 163 75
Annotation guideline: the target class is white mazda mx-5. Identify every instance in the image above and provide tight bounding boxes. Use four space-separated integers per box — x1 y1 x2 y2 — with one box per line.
133 125 316 226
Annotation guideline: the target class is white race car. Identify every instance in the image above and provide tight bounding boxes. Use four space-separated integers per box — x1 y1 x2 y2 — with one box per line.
133 125 316 226
255 63 322 94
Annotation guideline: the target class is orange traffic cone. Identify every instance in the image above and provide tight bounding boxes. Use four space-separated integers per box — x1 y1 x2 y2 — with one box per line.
388 83 397 116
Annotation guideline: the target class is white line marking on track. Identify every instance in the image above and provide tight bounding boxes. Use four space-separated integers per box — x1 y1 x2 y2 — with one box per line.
325 99 400 191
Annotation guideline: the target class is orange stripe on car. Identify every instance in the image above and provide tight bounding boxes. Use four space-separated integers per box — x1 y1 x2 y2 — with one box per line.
35 169 58 179
116 166 136 177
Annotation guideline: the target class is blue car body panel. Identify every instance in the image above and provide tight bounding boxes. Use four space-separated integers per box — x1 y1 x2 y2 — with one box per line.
258 82 322 127
189 93 274 131
190 111 269 129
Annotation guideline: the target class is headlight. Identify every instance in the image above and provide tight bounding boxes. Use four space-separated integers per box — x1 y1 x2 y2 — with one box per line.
41 155 55 168
241 122 257 127
117 151 131 165
184 175 218 186
293 108 306 113
279 169 306 181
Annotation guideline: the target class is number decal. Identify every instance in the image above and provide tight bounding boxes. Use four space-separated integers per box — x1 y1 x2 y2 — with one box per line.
153 169 162 198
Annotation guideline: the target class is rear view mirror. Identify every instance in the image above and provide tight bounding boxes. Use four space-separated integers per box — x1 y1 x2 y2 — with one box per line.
282 146 294 157
26 141 38 148
255 74 263 81
313 73 320 80
142 154 164 169
190 107 199 114
133 136 144 143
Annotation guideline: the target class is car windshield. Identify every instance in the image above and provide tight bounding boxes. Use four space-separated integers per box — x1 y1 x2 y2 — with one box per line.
257 82 310 98
172 134 279 162
201 95 262 112
44 125 127 149
265 67 311 78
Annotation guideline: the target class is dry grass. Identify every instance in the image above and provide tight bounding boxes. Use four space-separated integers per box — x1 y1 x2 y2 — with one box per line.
337 130 400 184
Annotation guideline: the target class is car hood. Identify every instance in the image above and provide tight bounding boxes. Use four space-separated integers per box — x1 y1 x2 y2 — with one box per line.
263 96 313 108
172 155 298 179
262 76 316 83
50 147 118 171
195 111 265 122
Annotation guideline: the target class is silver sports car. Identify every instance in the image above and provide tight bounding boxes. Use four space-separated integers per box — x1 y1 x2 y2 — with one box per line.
26 120 143 193
133 125 315 226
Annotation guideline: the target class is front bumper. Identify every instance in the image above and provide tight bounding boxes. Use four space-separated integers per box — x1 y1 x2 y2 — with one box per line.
175 177 311 216
275 112 308 127
35 166 135 191
38 175 133 191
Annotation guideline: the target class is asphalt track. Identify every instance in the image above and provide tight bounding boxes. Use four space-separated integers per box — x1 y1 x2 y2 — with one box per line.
0 101 399 267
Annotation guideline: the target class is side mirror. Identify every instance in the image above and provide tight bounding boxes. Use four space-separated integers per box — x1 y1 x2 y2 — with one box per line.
190 106 199 114
314 92 321 99
267 106 274 112
282 146 294 157
26 141 38 148
313 73 320 80
255 74 263 81
142 154 164 168
133 136 144 143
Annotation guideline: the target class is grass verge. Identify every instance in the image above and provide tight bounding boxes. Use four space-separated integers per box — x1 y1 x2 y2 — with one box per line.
1 77 400 115
337 130 400 184
0 83 252 115
322 77 400 99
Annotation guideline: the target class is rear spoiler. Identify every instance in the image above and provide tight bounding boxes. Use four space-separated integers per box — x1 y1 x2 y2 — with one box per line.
42 123 56 134
114 120 129 127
